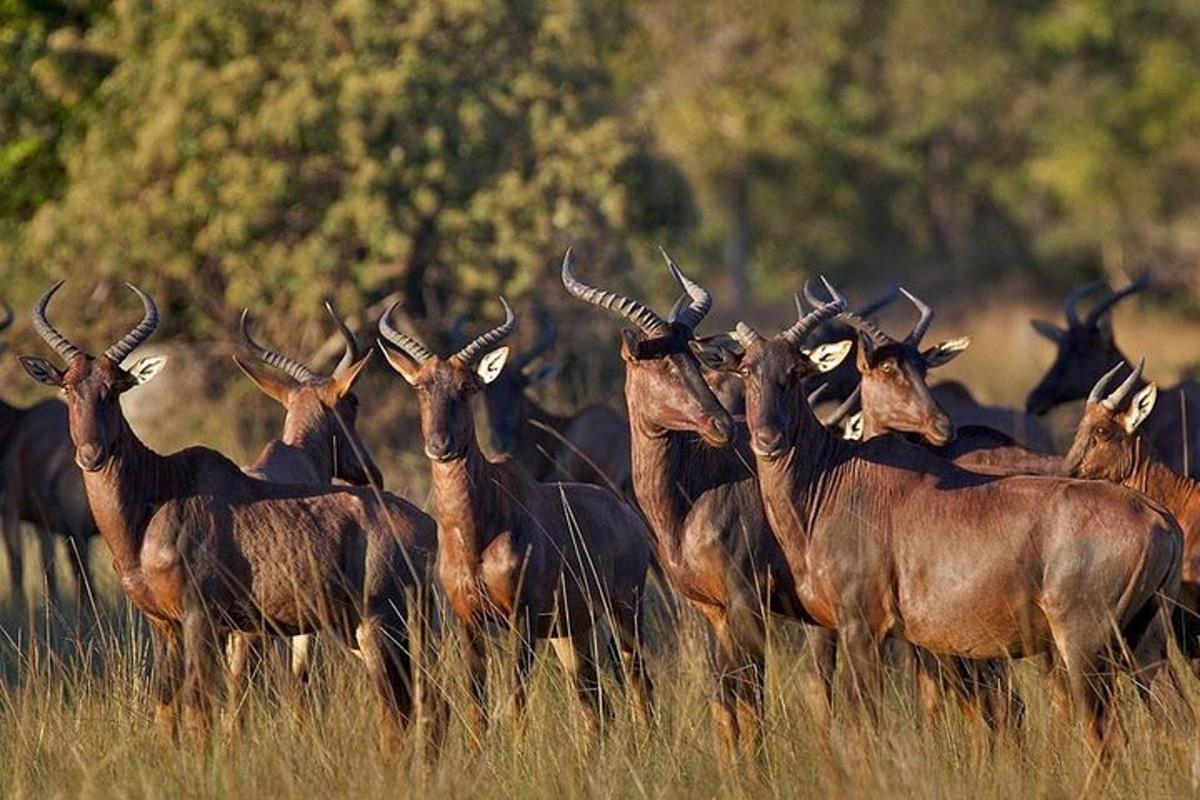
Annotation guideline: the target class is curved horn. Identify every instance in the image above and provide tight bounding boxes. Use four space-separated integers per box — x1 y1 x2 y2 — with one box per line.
806 383 831 407
787 277 848 346
1063 280 1105 328
32 281 83 362
515 305 558 371
1087 362 1126 407
378 301 434 365
1084 272 1150 328
1101 357 1145 411
824 385 862 428
0 301 12 335
240 309 316 383
900 288 934 345
104 283 159 364
808 282 891 348
560 248 669 337
454 297 517 367
660 248 712 331
324 300 361 377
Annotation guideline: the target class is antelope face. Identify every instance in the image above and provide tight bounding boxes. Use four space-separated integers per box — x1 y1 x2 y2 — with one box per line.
1026 323 1123 415
1063 366 1158 483
620 327 734 448
22 353 166 472
728 331 852 460
856 336 966 447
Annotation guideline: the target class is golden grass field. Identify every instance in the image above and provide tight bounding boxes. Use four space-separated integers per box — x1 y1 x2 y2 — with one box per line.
1 297 1199 799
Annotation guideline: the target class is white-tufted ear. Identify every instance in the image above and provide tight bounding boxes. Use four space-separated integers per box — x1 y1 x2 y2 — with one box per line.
127 355 168 385
1120 383 1157 434
842 412 864 441
804 340 853 373
476 347 509 384
20 356 65 387
923 336 971 368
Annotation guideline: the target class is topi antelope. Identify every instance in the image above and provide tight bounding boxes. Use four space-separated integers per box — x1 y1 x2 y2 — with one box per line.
451 305 632 495
0 302 97 613
562 248 852 756
20 282 440 751
718 277 1187 758
1064 359 1200 662
227 301 386 688
1027 273 1200 477
378 298 656 738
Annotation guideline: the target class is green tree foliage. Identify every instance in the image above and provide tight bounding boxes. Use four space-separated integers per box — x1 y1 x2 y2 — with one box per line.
6 0 679 342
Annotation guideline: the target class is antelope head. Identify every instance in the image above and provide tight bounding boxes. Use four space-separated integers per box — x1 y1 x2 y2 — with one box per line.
717 279 852 460
379 297 515 463
1063 358 1157 483
20 282 167 472
1026 273 1150 415
561 248 733 448
824 286 968 447
451 305 560 457
236 301 381 487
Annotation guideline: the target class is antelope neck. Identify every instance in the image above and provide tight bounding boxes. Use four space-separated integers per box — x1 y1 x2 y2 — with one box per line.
429 429 506 568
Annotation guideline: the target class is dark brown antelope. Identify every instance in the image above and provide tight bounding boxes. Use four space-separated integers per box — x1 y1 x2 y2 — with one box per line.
452 306 632 494
378 298 655 737
1064 359 1200 659
0 303 97 613
722 278 1186 757
20 283 440 750
1028 274 1200 477
561 249 852 756
228 302 383 685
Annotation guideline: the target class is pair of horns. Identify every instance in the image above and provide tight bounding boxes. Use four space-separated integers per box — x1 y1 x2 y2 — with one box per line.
240 300 361 383
730 277 849 349
379 297 516 368
1064 272 1150 329
818 284 932 349
450 303 557 372
33 281 159 364
1088 357 1146 411
561 247 711 337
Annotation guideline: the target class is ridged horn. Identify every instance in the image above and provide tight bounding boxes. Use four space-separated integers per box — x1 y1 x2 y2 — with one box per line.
560 248 669 337
32 281 83 362
240 309 316 383
787 277 847 346
378 301 435 365
325 300 361 377
900 288 934 345
104 283 159 364
453 297 517 367
1100 357 1145 412
660 248 712 331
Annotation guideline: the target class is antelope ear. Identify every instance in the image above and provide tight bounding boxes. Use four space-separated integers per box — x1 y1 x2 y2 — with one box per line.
843 412 864 441
923 336 971 368
476 347 509 384
1030 319 1064 342
234 356 293 405
127 355 167 385
1120 383 1157 434
20 356 64 387
525 361 561 386
332 350 373 397
378 339 422 386
805 340 853 373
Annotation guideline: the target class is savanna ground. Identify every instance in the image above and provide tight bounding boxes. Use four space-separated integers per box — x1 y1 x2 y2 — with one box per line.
1 297 1199 799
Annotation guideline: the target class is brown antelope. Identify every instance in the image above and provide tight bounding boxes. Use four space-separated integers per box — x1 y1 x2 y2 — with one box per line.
720 278 1186 756
228 302 384 685
1064 359 1200 660
378 299 656 737
561 249 852 755
20 282 440 750
0 303 97 613
452 306 632 494
1028 274 1200 477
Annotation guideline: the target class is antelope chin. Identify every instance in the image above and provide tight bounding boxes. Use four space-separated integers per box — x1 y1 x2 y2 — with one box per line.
752 444 786 461
75 456 107 473
425 448 464 463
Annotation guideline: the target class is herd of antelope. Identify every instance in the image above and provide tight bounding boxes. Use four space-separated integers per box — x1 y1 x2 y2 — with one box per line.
2 253 1198 763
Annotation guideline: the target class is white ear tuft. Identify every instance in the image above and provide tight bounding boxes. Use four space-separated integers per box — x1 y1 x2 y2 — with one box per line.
476 347 509 384
923 336 972 368
843 412 864 441
127 355 167 385
1121 383 1158 434
805 340 853 373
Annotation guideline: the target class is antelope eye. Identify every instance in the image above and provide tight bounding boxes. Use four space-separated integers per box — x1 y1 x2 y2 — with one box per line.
1096 427 1113 441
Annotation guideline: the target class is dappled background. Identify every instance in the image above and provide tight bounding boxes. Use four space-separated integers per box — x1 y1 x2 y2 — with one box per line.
3 0 1200 470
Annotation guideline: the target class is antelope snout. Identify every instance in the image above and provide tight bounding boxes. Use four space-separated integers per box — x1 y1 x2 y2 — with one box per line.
424 432 457 462
751 428 786 460
928 416 956 447
75 443 106 472
700 412 733 448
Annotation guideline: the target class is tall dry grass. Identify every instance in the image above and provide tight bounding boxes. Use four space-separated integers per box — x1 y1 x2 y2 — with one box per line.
1 296 1198 798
